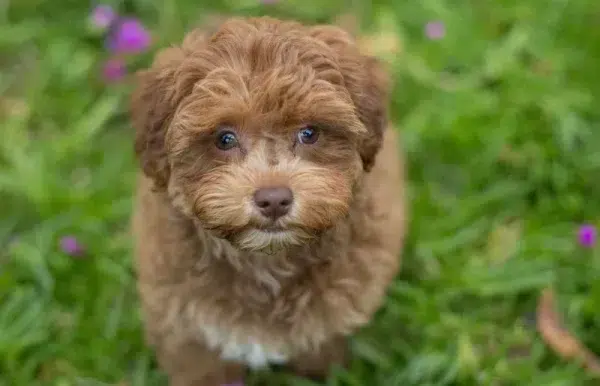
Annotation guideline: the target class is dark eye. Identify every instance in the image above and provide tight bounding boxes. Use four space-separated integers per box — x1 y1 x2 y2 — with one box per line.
215 131 238 150
297 126 320 145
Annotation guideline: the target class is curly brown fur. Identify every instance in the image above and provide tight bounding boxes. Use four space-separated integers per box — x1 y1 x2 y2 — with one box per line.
131 16 407 385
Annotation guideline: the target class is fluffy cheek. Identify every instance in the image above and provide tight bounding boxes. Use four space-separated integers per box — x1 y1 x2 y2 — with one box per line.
189 167 255 235
288 165 354 232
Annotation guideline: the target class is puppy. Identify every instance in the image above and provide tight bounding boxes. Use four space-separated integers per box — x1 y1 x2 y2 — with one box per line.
131 16 406 386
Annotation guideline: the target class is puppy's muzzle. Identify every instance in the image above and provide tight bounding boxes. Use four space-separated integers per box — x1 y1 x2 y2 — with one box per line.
253 186 294 221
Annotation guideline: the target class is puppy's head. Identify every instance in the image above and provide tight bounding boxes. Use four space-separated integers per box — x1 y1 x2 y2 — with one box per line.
131 17 389 252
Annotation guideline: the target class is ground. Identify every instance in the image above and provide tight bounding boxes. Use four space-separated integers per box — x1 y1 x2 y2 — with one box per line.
2 0 600 385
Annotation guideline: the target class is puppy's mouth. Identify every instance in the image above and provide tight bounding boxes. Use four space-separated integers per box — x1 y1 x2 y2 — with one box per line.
256 225 287 233
216 219 318 253
201 217 319 252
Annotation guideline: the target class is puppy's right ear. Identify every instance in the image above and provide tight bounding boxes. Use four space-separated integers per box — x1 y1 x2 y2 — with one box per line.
131 29 210 190
131 47 186 190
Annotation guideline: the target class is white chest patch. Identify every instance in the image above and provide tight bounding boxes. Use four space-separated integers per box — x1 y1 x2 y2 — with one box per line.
200 325 289 368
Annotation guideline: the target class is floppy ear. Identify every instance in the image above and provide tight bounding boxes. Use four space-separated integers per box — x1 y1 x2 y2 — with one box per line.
131 48 185 190
131 30 209 190
309 25 390 172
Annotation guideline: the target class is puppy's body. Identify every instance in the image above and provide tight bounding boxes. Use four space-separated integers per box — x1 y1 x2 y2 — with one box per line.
131 16 406 385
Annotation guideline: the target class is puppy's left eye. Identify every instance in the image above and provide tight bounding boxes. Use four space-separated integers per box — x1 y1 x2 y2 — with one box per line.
216 131 239 151
297 126 320 145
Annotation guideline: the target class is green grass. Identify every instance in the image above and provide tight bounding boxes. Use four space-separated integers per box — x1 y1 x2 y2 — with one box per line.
2 0 600 385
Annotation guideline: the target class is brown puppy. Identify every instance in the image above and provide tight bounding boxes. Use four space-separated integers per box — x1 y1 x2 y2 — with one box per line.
131 16 407 386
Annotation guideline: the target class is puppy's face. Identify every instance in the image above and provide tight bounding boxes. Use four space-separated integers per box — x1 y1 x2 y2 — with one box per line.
132 18 389 252
168 67 364 251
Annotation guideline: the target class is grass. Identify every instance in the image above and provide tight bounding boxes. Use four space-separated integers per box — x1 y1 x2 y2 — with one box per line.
2 0 600 385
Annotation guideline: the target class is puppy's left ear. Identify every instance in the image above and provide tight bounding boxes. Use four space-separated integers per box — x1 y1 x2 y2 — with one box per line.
309 25 390 172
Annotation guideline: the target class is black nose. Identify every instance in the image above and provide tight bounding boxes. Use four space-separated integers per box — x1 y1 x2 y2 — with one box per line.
253 187 294 220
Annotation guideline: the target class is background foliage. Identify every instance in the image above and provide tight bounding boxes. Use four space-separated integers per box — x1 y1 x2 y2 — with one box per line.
1 0 600 385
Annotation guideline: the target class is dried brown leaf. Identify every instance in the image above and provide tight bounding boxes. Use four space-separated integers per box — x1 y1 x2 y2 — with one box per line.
0 97 29 118
537 288 600 376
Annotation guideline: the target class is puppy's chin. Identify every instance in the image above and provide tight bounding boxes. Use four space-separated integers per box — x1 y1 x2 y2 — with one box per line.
228 228 315 253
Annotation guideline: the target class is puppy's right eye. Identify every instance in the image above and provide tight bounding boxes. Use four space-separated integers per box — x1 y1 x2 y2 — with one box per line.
297 125 320 145
215 131 238 151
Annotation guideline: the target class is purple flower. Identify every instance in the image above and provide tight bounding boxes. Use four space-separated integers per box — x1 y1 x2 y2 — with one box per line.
425 21 445 40
578 224 597 248
90 5 116 30
107 18 151 54
102 58 126 82
59 236 85 257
